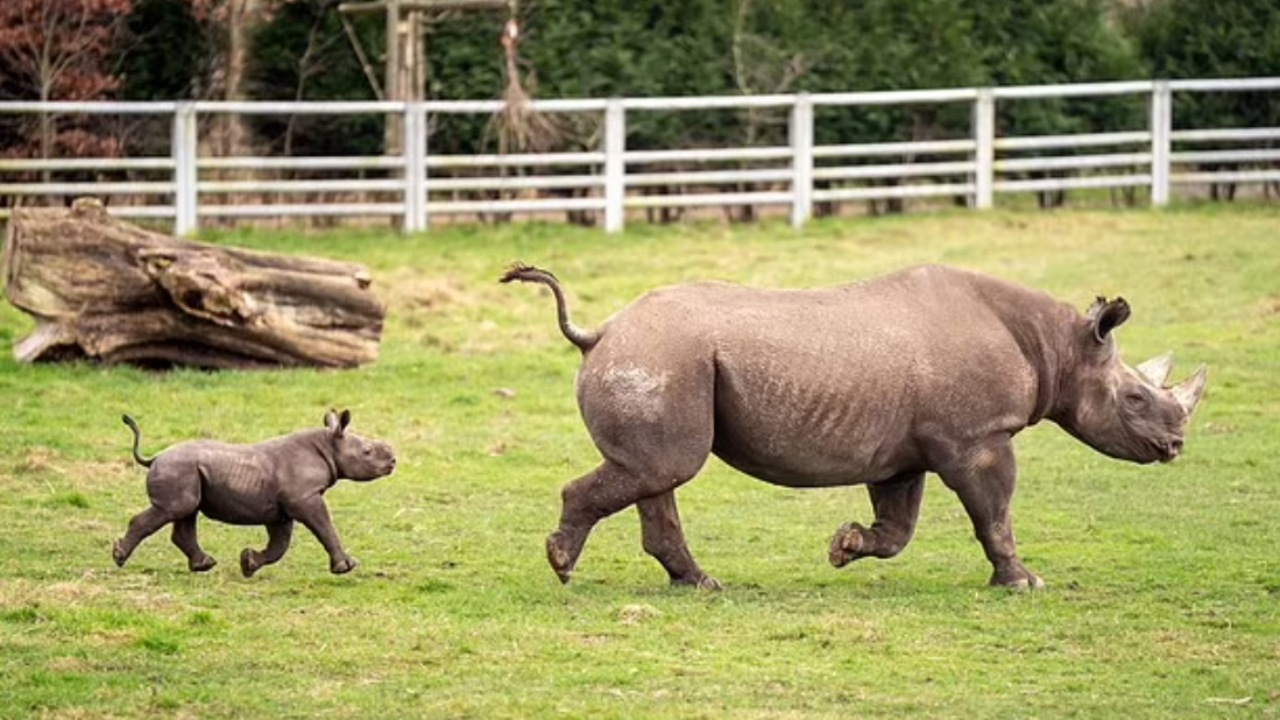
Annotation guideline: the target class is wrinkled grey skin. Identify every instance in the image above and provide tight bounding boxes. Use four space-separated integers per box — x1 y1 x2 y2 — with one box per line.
502 263 1207 590
113 410 396 577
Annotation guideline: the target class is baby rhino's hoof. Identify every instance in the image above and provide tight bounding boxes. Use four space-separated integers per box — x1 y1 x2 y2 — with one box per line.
240 549 262 578
188 554 218 573
111 539 128 568
330 557 358 575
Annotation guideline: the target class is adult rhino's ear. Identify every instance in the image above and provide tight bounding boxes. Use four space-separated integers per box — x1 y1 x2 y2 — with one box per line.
1088 297 1130 343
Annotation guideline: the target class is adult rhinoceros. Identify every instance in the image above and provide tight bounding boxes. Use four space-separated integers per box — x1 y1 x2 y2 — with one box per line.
502 263 1206 590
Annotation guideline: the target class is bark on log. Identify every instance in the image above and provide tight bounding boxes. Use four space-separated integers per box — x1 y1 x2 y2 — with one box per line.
2 198 385 369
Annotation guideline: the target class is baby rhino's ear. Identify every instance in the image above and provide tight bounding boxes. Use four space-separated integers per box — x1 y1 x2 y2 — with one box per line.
324 408 340 435
338 410 352 435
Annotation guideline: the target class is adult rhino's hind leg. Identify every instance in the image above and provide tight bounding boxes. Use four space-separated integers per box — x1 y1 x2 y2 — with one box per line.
829 471 925 568
548 460 707 586
937 440 1043 590
550 350 716 585
171 515 217 572
637 491 719 590
546 462 631 584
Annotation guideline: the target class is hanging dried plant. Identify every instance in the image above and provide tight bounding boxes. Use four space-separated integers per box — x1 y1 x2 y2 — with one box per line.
485 14 564 155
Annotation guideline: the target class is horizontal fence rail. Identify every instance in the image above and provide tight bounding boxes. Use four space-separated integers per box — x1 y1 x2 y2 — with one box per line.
1 77 1278 234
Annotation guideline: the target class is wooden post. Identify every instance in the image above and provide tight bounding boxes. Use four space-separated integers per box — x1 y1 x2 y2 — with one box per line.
973 88 995 210
1150 80 1172 207
790 94 813 230
603 99 626 233
384 0 403 154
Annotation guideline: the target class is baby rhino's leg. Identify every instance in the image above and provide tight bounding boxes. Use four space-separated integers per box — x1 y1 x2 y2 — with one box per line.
114 464 201 569
240 521 295 578
288 497 356 574
113 507 171 567
171 515 217 571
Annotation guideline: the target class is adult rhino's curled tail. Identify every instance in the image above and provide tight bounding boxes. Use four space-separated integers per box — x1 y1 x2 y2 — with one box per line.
500 263 601 351
121 415 155 468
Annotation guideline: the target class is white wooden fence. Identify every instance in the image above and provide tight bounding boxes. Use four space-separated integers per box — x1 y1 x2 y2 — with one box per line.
1 77 1279 235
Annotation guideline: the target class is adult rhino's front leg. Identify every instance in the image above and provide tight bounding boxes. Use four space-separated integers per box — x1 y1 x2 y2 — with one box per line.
829 471 925 568
937 439 1043 589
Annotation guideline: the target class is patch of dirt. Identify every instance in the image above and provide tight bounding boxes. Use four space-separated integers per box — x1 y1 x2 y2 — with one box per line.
20 447 65 476
71 519 113 534
617 603 661 625
1258 296 1280 317
381 269 478 314
575 632 613 646
46 656 92 673
45 580 107 603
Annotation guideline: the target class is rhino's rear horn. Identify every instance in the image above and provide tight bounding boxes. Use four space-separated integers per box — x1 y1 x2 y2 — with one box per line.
1171 365 1208 415
1135 351 1175 387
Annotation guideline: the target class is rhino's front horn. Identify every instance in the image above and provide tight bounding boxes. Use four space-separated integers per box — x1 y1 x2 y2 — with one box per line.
1136 351 1175 387
1171 365 1207 415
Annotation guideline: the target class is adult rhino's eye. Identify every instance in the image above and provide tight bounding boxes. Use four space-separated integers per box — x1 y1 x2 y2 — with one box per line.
1124 390 1148 408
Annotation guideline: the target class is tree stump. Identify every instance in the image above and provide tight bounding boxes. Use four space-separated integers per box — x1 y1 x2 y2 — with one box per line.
2 198 385 369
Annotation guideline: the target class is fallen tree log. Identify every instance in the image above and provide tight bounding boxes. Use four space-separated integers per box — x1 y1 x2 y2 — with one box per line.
2 198 385 369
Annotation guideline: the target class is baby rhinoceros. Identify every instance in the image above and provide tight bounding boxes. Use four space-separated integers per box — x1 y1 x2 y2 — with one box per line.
113 410 396 577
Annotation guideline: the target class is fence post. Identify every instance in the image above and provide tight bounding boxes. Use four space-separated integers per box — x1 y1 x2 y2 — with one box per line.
603 98 626 234
790 94 814 230
1150 80 1172 207
403 102 427 232
172 102 198 236
972 89 995 210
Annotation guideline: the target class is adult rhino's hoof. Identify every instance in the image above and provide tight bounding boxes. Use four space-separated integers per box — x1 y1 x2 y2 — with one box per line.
546 531 575 584
828 522 867 568
671 573 722 591
693 575 723 592
989 565 1044 590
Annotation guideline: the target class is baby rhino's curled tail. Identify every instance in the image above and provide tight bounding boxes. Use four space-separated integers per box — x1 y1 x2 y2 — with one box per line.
500 262 600 351
121 415 155 468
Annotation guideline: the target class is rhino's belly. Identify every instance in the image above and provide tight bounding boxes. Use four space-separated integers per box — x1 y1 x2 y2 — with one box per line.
710 397 912 488
707 343 918 487
196 460 282 525
711 424 900 488
199 495 281 525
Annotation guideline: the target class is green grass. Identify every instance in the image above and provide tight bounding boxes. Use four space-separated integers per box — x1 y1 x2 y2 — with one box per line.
1 206 1278 718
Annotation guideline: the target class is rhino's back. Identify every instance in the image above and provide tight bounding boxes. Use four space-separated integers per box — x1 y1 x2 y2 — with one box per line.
607 264 991 368
584 265 1052 487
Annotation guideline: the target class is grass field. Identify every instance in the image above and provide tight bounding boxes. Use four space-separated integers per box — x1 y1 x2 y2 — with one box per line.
1 206 1278 718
